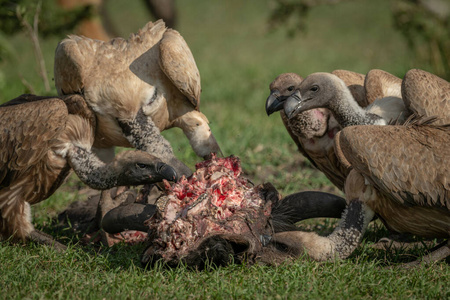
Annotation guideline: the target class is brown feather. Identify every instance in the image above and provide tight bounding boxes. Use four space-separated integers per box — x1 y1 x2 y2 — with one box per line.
402 69 450 125
338 123 450 209
337 121 450 238
364 69 402 104
0 95 93 240
159 29 201 109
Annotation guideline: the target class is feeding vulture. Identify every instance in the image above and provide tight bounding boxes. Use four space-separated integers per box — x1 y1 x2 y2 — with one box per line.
54 20 222 176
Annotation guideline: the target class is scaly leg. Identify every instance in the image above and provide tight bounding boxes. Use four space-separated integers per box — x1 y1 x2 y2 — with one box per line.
1 200 66 251
400 240 450 268
271 199 375 261
28 230 67 252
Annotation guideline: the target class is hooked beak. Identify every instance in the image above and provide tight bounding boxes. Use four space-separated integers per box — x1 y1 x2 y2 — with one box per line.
157 162 179 182
266 90 287 116
284 90 304 120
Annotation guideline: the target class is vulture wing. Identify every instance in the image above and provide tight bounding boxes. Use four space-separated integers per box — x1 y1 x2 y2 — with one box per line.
54 35 101 95
335 123 450 210
364 69 402 105
402 69 450 125
159 29 201 109
0 97 68 202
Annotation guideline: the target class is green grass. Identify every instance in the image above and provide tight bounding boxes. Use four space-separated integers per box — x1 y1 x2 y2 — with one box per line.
0 0 448 298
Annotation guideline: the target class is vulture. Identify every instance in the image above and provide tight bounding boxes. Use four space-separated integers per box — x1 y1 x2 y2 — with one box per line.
54 20 221 176
266 70 373 190
0 94 178 246
284 71 408 127
272 69 450 266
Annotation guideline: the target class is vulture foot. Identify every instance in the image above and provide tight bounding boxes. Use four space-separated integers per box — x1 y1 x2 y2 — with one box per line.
28 230 67 252
399 240 450 269
371 234 438 251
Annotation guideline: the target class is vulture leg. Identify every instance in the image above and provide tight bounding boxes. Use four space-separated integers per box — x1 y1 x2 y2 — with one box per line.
400 240 450 268
0 200 34 241
270 199 374 261
1 201 66 251
117 108 193 177
271 191 347 232
371 235 438 251
28 230 67 252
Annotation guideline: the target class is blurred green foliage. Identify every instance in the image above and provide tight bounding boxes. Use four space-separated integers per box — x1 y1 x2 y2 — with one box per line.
0 0 91 37
392 0 450 79
269 0 450 80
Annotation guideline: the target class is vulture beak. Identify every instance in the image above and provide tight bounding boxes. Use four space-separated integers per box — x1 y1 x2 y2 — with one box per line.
284 90 304 120
266 90 287 116
157 162 179 182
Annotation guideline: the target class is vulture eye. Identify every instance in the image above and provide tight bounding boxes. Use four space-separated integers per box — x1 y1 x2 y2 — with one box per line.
287 86 295 92
310 85 319 92
136 163 147 169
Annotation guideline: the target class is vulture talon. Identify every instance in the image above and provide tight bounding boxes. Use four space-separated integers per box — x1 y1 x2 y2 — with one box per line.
28 230 67 252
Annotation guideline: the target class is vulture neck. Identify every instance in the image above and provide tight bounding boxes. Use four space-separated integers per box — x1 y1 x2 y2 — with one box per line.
67 146 122 190
117 108 193 177
329 88 385 128
118 109 175 161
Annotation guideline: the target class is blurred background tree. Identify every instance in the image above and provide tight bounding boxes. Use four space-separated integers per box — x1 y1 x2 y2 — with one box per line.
0 0 91 39
268 0 450 80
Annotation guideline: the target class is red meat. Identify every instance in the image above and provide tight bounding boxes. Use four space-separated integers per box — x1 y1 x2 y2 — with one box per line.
143 154 278 267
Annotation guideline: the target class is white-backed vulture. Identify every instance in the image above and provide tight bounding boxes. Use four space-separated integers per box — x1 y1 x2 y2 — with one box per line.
265 70 369 190
54 20 221 176
271 69 450 266
0 94 178 244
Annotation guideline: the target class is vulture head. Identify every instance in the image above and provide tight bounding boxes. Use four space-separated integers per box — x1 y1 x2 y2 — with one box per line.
113 150 178 186
284 72 346 120
54 20 221 161
266 73 333 139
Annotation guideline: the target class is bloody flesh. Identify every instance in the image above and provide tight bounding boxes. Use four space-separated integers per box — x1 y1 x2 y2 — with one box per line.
146 154 274 263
